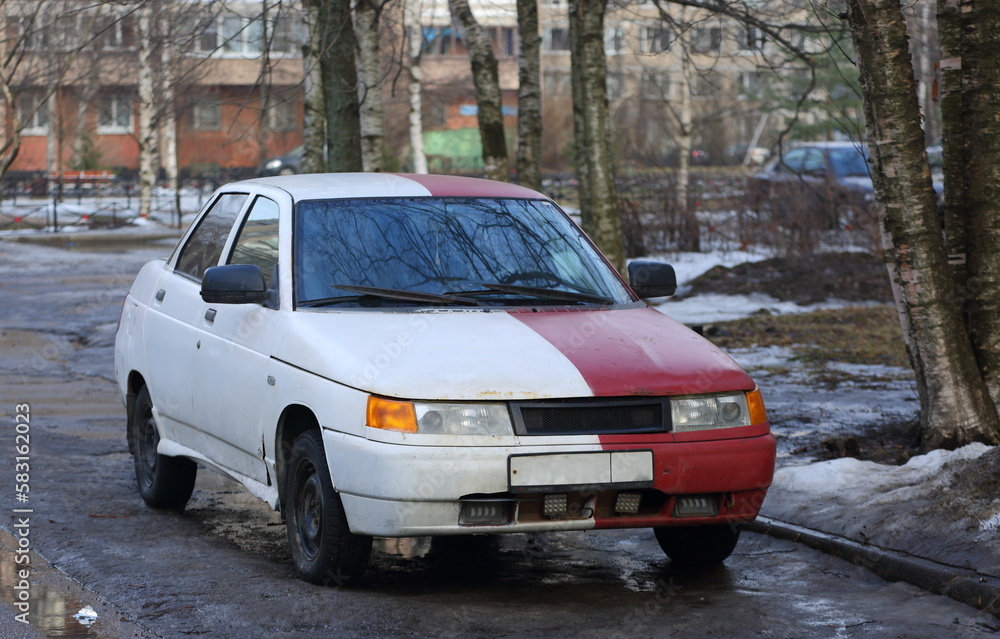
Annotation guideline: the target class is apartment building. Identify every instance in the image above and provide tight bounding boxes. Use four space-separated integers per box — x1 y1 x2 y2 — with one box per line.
2 0 811 177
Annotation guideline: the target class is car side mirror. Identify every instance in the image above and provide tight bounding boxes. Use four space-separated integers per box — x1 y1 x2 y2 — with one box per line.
628 260 677 298
201 264 269 304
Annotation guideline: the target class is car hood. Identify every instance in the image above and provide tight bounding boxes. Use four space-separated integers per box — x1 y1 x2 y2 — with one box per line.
273 306 754 401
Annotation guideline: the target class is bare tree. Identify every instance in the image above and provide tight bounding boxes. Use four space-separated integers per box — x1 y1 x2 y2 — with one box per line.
448 0 508 182
309 0 363 171
569 0 624 270
303 0 327 172
515 0 541 190
354 0 389 171
403 0 427 173
845 0 1000 447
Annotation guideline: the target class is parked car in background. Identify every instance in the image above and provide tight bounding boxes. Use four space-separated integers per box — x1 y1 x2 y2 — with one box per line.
257 145 303 176
745 141 874 229
115 173 776 585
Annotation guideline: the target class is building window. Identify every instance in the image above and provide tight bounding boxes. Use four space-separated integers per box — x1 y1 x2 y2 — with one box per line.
97 14 136 50
421 26 462 56
266 101 297 131
11 16 48 51
269 15 299 53
98 94 133 133
485 27 516 57
605 25 625 55
640 71 672 101
192 97 222 131
691 26 722 54
606 73 626 100
221 15 263 55
640 25 672 54
740 26 766 52
17 93 49 136
739 72 762 98
544 27 570 52
195 16 218 52
691 73 718 98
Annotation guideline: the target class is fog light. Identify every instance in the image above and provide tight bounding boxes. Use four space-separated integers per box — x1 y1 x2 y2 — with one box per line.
543 493 568 518
614 492 641 514
674 495 718 517
459 501 509 526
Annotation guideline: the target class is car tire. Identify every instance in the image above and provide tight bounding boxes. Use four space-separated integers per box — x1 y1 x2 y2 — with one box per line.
284 430 372 585
131 386 197 509
278 167 296 176
653 524 741 566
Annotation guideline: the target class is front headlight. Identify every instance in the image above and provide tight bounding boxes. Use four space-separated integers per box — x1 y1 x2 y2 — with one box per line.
265 159 283 170
367 396 513 436
670 389 767 432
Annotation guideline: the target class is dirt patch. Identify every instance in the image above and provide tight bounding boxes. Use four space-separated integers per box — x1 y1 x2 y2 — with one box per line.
809 418 923 466
704 305 910 369
683 251 893 304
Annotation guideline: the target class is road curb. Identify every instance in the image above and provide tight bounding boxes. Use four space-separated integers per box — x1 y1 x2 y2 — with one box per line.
747 516 1000 620
0 230 183 246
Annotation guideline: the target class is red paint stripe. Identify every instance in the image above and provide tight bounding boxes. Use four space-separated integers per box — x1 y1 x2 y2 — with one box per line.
396 174 545 199
510 307 754 397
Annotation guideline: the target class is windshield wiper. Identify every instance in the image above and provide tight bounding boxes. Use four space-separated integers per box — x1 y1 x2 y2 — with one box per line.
300 284 480 308
453 283 614 305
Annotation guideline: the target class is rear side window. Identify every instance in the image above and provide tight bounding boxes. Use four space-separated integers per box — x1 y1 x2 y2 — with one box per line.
175 193 248 280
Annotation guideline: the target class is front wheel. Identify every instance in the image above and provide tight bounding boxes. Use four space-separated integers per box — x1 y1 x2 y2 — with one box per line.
654 524 741 566
284 431 372 585
130 386 197 509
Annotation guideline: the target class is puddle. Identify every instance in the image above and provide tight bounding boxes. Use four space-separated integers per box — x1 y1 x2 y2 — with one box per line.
1 529 150 638
0 563 97 637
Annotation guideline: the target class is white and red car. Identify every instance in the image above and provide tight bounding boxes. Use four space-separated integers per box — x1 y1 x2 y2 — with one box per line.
114 173 776 584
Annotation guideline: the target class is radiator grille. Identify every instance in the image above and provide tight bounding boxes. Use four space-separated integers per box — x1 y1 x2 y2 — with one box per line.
512 399 668 435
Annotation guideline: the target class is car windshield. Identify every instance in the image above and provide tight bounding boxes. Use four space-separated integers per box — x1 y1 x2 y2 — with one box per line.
828 147 871 178
294 197 633 308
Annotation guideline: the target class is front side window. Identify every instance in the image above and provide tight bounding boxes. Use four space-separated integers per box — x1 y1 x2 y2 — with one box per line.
229 196 280 289
294 197 633 307
175 193 248 280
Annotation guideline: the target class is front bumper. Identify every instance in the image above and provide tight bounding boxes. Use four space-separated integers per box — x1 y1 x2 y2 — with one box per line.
324 428 776 537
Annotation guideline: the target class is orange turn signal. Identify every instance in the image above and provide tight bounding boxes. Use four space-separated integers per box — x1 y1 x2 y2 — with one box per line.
366 396 418 433
746 388 768 426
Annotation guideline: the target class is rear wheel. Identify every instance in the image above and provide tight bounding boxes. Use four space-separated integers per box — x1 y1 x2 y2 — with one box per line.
131 386 197 509
285 431 372 585
654 524 741 566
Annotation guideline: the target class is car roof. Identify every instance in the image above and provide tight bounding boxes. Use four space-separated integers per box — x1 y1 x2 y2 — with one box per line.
234 173 548 202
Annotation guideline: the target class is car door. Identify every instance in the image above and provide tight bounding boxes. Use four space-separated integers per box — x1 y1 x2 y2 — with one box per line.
143 191 249 450
191 194 284 485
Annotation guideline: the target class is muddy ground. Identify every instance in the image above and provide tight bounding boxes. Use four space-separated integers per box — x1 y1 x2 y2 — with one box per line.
682 251 893 304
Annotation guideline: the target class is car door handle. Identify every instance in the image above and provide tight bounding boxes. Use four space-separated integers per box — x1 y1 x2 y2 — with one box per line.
155 289 165 301
205 308 217 323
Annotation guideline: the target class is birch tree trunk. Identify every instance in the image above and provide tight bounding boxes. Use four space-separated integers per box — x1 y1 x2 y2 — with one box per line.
936 0 969 288
675 26 699 251
137 2 159 219
963 0 1000 415
846 0 1000 447
354 0 385 172
569 0 624 271
317 0 362 172
448 0 509 182
404 0 427 173
160 12 179 228
516 0 542 191
302 1 326 174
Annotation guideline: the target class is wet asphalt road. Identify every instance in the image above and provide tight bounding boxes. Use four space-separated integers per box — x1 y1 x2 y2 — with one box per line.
0 240 995 638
